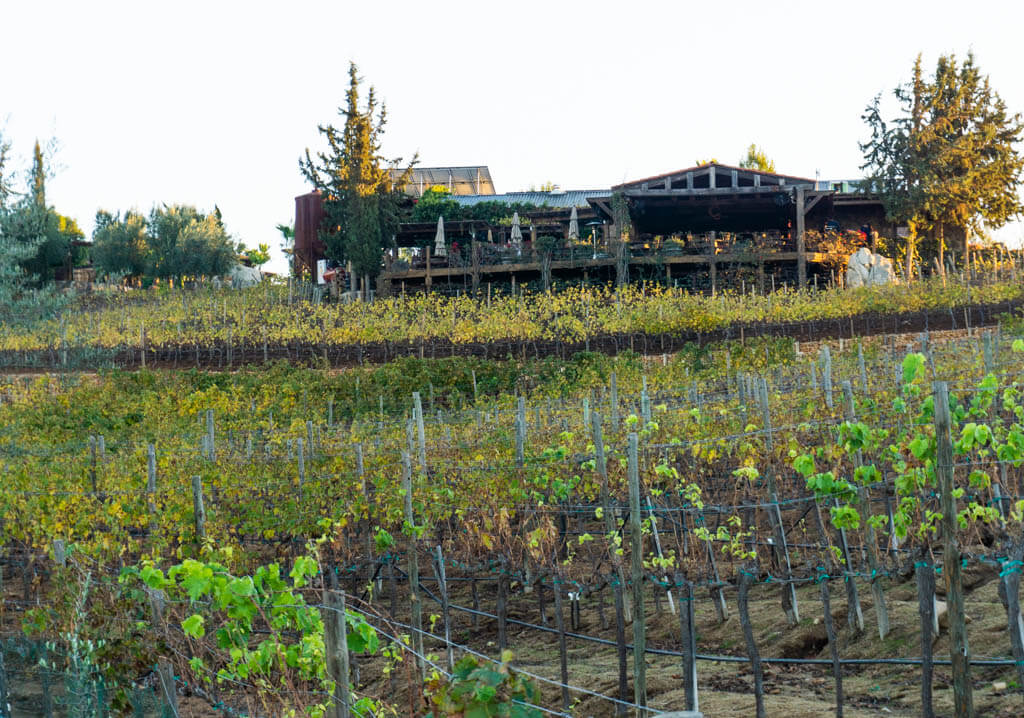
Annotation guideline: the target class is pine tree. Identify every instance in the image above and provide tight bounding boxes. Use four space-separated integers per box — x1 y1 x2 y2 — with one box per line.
300 63 415 286
920 53 1024 263
738 144 775 173
862 53 1024 274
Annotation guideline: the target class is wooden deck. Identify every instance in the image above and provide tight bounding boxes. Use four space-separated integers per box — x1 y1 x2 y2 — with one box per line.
384 249 840 283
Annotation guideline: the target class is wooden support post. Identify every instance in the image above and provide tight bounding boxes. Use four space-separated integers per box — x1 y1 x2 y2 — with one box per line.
646 497 674 614
705 525 729 623
157 657 179 718
53 539 66 568
0 650 9 718
738 568 766 718
497 572 509 653
933 381 973 718
999 545 1024 701
515 397 525 468
857 342 868 393
796 186 807 289
432 546 454 672
627 433 647 711
206 409 215 462
843 381 888 638
412 392 427 472
552 570 571 711
424 246 432 288
609 371 620 431
147 444 157 521
593 413 629 713
832 495 864 633
708 257 717 296
191 476 205 543
88 435 98 494
593 412 630 620
917 562 936 718
297 437 305 499
471 239 480 294
770 492 799 626
401 453 425 680
821 346 834 410
819 577 844 718
325 590 351 718
676 573 699 713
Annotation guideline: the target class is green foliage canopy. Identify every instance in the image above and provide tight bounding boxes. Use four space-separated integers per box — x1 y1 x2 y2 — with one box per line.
92 205 237 281
861 52 1024 269
300 63 414 277
410 185 549 230
739 144 776 173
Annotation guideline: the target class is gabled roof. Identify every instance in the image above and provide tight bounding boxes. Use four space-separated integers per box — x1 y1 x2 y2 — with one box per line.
392 166 495 197
614 163 815 193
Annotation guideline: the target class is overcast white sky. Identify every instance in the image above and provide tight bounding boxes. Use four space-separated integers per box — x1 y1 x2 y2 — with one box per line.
5 0 1024 273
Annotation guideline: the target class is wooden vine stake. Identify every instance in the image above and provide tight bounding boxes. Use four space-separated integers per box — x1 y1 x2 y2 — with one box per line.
842 380 888 638
515 397 526 468
552 569 571 711
916 561 936 718
610 371 620 431
146 444 157 527
206 409 215 462
593 412 630 621
412 392 427 472
820 345 833 410
592 412 629 714
432 546 454 672
324 590 352 718
401 452 425 680
999 542 1024 703
675 573 699 713
819 574 844 718
759 378 798 625
191 476 206 544
933 381 973 718
627 432 647 711
738 567 766 718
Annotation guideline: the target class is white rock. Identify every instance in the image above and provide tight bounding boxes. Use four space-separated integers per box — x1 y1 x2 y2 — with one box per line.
228 265 264 288
846 248 898 288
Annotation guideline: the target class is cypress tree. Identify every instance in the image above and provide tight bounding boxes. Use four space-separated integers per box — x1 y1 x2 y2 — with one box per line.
31 139 46 209
300 63 415 288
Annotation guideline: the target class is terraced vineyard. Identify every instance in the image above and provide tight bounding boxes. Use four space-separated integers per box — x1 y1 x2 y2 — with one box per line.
6 278 1024 712
4 276 1024 368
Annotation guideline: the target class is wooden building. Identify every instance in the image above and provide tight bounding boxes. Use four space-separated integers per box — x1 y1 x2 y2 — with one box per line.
297 163 892 294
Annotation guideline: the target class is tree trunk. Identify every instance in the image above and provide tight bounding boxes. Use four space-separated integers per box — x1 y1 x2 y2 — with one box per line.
937 222 945 276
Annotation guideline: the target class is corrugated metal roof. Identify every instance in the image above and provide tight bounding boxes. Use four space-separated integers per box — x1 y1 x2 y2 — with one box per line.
392 166 495 196
451 190 611 208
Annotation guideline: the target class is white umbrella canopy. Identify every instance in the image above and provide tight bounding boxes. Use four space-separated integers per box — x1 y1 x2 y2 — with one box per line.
568 206 579 241
434 215 447 257
510 211 523 255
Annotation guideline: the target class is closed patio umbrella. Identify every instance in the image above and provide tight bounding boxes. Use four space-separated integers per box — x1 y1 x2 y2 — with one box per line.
568 206 579 241
510 211 523 256
434 215 447 258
